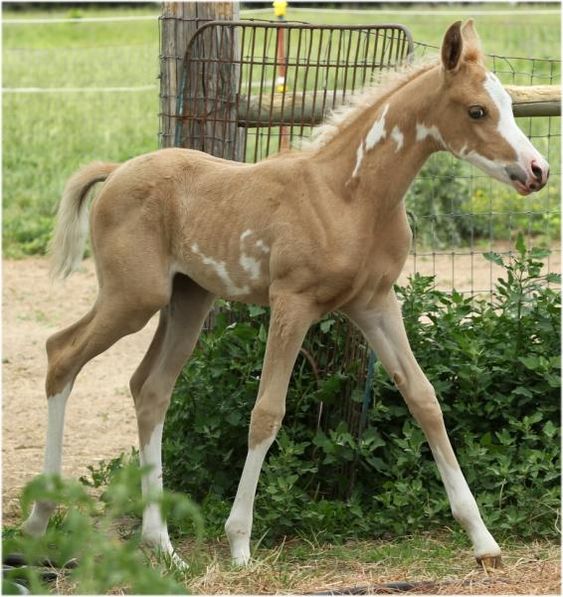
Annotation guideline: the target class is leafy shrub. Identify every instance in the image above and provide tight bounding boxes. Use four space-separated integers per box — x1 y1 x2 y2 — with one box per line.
163 237 560 543
3 460 201 594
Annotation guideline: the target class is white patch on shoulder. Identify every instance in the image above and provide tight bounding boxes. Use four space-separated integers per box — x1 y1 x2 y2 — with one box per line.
351 141 365 179
192 243 250 296
365 103 390 151
391 125 404 152
416 123 446 148
352 103 390 178
255 240 270 254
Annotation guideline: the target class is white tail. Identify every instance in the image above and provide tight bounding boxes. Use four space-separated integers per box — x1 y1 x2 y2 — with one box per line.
49 162 119 279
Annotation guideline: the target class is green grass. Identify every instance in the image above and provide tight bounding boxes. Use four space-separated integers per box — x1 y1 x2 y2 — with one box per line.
2 3 560 257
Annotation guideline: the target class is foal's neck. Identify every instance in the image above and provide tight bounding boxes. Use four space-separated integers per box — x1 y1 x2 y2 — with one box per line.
314 64 443 214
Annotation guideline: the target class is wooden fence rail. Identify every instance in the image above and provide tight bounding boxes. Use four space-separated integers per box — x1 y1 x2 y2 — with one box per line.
238 85 561 127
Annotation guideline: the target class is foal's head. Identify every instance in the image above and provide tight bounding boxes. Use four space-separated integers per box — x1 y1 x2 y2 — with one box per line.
430 20 549 195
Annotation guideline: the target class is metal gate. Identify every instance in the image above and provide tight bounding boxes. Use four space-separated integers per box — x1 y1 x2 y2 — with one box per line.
174 21 413 161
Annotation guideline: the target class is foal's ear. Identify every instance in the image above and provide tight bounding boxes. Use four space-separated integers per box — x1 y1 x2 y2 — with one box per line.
461 19 484 63
441 21 463 72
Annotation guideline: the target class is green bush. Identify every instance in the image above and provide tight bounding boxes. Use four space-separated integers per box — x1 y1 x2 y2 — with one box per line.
163 237 560 543
3 458 201 594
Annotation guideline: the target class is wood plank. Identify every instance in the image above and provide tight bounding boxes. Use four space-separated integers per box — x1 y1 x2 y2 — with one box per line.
238 84 561 127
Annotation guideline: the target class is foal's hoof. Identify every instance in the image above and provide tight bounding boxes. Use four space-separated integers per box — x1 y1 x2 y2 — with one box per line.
20 519 46 538
476 554 503 571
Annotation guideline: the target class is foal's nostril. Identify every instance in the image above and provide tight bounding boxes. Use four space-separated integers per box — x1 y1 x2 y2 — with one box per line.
531 161 543 182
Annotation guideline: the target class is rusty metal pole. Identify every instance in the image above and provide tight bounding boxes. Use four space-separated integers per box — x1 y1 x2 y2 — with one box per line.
159 1 241 159
273 0 290 151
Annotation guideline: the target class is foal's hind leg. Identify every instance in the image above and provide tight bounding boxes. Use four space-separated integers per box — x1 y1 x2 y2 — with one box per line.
22 270 172 537
344 291 501 567
129 275 214 561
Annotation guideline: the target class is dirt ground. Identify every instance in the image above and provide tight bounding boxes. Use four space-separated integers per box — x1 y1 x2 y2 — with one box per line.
2 249 560 522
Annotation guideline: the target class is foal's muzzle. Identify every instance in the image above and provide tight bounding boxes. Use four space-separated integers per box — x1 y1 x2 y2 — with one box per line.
506 158 550 195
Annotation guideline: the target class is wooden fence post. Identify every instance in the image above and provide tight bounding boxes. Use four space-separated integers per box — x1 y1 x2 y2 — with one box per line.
159 2 241 160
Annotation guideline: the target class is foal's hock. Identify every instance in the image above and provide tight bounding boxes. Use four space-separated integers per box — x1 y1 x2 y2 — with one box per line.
23 20 549 569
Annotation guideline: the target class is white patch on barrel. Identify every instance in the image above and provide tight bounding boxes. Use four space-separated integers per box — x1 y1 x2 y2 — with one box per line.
239 230 262 282
192 243 249 296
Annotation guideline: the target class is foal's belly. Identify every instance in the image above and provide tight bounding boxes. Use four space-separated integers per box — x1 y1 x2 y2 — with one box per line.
172 233 272 306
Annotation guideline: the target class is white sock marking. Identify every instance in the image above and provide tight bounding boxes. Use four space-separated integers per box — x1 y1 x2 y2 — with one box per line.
140 422 174 552
225 435 276 565
22 384 71 536
44 385 71 474
433 446 500 557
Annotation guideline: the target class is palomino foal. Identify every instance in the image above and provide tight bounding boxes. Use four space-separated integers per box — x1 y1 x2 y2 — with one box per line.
23 21 548 569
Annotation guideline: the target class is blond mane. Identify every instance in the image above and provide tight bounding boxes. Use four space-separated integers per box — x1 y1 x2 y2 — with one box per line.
302 57 439 151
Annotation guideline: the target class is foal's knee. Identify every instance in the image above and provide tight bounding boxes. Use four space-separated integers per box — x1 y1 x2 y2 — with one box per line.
134 384 172 446
249 401 285 448
45 332 75 397
402 379 444 430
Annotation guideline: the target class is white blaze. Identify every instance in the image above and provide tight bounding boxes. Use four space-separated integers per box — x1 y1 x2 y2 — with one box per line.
483 72 538 167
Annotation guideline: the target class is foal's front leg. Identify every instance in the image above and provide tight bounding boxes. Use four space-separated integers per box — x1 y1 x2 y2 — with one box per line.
225 292 316 565
344 291 502 568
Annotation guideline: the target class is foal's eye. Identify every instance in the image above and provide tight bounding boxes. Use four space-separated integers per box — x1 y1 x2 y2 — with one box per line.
468 105 487 120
